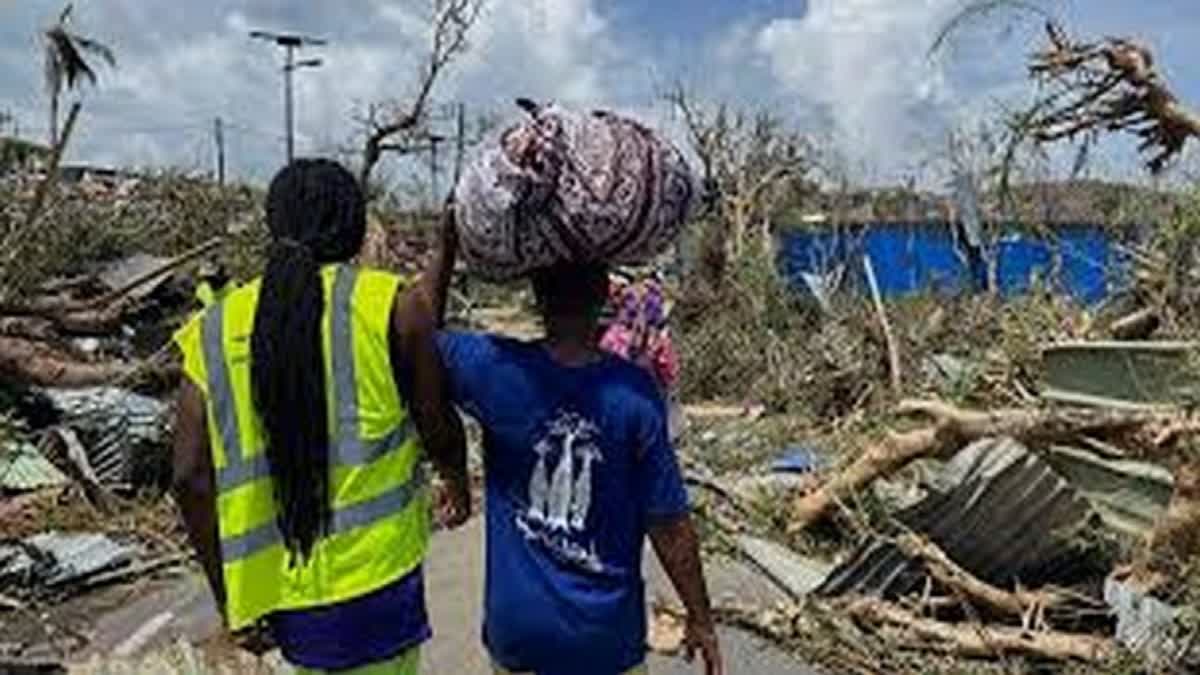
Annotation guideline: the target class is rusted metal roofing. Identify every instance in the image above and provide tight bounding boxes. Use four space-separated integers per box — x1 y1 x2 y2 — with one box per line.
817 437 1094 598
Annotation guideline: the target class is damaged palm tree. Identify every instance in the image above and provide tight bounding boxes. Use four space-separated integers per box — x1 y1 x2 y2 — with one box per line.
42 3 115 147
1022 21 1200 174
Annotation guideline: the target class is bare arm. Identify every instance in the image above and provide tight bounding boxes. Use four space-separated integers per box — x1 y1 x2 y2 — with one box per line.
390 202 468 521
392 293 468 477
412 202 459 329
650 515 723 675
171 380 226 613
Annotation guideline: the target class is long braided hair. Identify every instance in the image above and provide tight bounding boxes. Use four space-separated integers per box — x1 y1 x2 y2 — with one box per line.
251 159 366 562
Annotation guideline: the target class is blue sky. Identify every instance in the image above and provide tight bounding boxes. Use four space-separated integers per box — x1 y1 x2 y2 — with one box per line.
1 1 1199 188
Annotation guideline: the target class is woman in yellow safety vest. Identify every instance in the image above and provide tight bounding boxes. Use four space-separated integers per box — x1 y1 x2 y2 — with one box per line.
171 159 468 674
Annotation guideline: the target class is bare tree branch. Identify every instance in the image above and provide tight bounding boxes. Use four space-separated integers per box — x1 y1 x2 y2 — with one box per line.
359 0 485 191
664 83 814 287
1020 22 1200 173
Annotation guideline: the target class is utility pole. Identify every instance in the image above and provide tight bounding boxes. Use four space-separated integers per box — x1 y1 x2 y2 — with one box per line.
453 102 466 188
428 133 446 207
249 30 326 163
213 117 226 186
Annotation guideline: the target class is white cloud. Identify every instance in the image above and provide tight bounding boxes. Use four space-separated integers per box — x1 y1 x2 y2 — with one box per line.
750 0 967 177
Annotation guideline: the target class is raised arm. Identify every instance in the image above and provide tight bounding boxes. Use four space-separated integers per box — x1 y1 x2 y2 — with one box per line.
414 202 459 329
391 205 469 526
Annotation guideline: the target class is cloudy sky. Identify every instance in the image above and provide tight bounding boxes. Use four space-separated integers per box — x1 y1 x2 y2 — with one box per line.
3 0 1199 188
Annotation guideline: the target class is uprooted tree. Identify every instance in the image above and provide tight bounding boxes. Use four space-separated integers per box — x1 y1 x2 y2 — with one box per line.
939 1 1200 173
1019 21 1200 173
664 86 816 289
358 0 484 193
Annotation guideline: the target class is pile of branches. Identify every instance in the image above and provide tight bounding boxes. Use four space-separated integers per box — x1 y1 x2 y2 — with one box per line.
687 398 1199 672
0 107 264 389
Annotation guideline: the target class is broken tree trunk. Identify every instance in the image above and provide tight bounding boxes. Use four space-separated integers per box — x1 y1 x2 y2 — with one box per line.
788 400 1154 532
894 534 1071 624
0 336 133 387
1109 307 1160 340
839 597 1117 663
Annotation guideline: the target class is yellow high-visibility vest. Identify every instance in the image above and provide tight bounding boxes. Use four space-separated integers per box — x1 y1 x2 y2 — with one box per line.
174 264 429 631
195 280 231 308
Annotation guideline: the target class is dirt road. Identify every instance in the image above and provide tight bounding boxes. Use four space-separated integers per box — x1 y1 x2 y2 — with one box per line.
69 517 814 674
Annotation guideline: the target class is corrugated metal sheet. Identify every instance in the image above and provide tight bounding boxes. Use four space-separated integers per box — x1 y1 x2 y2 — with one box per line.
0 442 68 491
1042 341 1198 410
95 253 173 301
0 532 132 588
817 437 1094 598
42 387 167 484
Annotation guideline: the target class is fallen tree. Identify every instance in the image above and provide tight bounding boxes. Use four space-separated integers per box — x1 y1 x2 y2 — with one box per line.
788 399 1156 532
838 597 1117 663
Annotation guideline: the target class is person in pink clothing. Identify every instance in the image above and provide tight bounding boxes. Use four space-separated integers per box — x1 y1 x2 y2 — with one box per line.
601 271 685 438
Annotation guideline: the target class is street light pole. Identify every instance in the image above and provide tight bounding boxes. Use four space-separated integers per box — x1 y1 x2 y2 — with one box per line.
284 43 294 162
250 30 326 164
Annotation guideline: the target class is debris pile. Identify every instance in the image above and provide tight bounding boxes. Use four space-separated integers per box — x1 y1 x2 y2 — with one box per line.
0 120 263 672
668 216 1200 672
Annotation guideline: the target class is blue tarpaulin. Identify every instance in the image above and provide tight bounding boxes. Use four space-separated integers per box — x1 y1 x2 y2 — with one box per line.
778 222 1125 305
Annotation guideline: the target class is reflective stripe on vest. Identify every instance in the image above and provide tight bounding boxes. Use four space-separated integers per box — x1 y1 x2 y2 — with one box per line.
203 265 422 561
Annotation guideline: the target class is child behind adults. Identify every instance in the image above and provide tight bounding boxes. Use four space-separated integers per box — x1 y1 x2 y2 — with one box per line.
433 221 722 675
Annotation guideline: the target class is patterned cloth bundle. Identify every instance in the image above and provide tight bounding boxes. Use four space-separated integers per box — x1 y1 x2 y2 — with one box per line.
453 102 696 281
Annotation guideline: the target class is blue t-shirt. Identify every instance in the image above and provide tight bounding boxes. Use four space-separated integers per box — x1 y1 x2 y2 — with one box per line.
438 332 690 675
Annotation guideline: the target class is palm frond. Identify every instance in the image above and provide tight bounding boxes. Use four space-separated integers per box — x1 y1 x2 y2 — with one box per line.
45 29 97 88
68 33 115 67
42 42 63 95
58 3 73 26
930 0 1052 56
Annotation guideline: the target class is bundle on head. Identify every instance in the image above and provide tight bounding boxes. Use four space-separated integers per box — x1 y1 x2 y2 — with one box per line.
454 100 696 281
252 158 365 562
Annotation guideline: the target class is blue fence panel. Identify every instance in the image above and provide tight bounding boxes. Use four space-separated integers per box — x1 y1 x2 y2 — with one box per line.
777 222 1124 305
1055 225 1113 305
860 224 973 296
994 231 1054 297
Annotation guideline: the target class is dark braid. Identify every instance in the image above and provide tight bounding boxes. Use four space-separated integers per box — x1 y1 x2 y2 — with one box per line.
251 159 366 562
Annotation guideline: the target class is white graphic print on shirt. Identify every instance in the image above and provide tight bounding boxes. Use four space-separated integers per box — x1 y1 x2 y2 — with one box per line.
516 410 607 573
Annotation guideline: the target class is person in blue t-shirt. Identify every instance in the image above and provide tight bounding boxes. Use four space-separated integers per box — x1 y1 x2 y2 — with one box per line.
431 216 722 675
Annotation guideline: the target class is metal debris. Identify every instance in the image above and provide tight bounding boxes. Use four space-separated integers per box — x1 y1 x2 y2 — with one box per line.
1041 341 1199 410
1046 445 1175 537
922 353 976 393
0 532 133 590
1105 578 1182 665
735 535 832 601
41 387 167 484
95 254 174 302
0 442 68 491
818 437 1094 598
771 446 824 474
